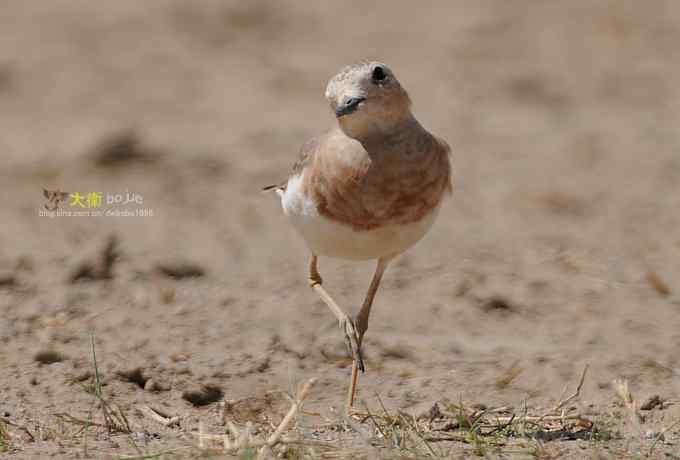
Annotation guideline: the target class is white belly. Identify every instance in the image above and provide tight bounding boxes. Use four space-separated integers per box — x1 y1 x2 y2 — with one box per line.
280 174 439 261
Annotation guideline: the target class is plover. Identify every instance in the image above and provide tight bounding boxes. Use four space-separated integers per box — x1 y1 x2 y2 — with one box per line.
265 61 452 409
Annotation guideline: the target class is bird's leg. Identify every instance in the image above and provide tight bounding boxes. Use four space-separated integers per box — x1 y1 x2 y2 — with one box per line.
307 255 364 374
347 256 392 409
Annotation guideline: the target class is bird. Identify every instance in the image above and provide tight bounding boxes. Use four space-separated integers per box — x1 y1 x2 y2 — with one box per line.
264 61 452 410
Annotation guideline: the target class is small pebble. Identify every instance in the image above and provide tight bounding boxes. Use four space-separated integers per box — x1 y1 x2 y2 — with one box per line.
144 378 170 392
116 367 149 388
34 349 65 364
182 384 223 406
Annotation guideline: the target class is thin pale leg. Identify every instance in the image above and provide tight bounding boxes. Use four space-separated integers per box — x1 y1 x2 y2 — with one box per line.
307 254 364 372
347 256 392 409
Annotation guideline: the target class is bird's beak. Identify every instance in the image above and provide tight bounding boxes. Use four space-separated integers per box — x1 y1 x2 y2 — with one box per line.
335 97 366 118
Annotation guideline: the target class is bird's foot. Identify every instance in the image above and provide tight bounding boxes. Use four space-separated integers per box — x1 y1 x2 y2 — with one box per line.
339 315 364 372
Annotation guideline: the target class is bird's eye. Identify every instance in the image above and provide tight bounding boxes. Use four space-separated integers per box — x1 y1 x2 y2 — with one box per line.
372 66 386 82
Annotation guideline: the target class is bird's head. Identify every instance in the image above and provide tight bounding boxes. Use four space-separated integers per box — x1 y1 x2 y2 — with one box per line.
325 61 412 139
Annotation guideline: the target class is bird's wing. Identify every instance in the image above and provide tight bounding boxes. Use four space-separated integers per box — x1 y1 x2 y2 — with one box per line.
261 134 324 192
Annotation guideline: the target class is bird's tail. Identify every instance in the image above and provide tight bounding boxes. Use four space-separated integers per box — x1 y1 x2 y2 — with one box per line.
261 183 286 198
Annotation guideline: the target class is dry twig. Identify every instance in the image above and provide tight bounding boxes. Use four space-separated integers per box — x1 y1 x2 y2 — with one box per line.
137 405 180 427
257 378 317 459
613 379 644 433
193 377 317 458
537 364 589 423
0 416 34 443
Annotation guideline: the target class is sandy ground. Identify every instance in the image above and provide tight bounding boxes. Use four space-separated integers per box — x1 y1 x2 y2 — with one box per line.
1 1 680 458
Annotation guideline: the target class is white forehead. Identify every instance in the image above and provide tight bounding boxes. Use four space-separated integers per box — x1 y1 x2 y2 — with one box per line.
324 61 391 99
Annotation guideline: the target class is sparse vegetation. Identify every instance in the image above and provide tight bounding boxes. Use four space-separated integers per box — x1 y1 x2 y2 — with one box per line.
1 337 679 459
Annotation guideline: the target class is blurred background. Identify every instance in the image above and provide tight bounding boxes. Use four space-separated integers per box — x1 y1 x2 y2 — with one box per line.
1 0 679 449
